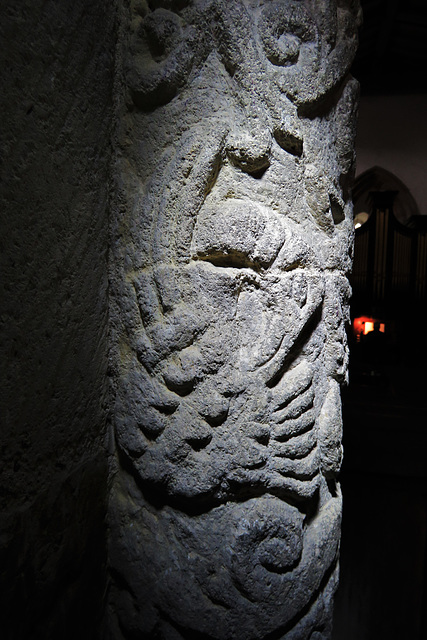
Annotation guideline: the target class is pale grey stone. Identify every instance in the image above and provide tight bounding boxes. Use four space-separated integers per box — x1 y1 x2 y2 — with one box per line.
108 0 361 637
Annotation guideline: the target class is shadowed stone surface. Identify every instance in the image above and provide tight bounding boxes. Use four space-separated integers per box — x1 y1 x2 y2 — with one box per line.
0 1 115 637
107 1 360 638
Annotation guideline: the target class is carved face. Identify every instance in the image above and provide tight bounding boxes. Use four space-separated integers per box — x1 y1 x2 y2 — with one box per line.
110 0 359 636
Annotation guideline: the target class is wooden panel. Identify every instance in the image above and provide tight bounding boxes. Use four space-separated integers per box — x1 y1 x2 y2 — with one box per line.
392 231 412 292
373 209 388 300
353 228 370 290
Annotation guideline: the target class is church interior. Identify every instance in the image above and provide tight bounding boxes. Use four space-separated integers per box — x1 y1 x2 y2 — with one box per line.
333 1 427 637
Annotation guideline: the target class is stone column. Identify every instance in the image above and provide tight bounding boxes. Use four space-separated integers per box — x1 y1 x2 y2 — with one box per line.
107 1 361 638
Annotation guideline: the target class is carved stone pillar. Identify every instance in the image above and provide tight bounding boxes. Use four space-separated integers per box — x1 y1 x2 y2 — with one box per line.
107 1 360 638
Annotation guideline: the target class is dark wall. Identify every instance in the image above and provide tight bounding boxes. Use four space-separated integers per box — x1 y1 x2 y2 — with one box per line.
0 1 116 637
355 94 427 217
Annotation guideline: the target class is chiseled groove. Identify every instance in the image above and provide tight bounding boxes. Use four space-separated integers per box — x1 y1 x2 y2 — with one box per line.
273 407 316 439
242 458 267 470
265 305 322 389
192 239 284 272
273 377 313 412
203 411 228 428
274 129 303 157
152 400 179 416
268 473 320 501
273 385 314 421
185 434 213 451
274 447 318 479
163 376 195 397
271 429 316 459
276 469 318 483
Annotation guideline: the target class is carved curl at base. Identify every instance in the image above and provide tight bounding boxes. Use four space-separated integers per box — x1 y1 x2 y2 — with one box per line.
107 470 341 640
108 0 360 637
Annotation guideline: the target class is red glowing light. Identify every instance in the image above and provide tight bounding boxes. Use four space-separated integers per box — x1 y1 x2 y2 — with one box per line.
353 316 385 336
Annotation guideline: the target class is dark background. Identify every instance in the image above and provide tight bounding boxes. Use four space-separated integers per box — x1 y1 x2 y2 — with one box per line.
333 2 427 638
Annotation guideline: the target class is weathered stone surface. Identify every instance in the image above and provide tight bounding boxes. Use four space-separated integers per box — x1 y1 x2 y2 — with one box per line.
108 1 360 638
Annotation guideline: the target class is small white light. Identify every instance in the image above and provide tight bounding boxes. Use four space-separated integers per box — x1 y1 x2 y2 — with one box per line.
354 211 369 229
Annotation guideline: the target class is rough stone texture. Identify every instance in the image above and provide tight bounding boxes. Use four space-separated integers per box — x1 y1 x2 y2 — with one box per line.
108 1 360 638
0 1 115 637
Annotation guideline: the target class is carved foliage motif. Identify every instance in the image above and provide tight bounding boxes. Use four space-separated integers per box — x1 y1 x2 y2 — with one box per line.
108 1 360 638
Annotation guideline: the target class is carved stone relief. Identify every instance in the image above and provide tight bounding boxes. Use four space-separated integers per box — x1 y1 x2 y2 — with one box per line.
108 1 360 638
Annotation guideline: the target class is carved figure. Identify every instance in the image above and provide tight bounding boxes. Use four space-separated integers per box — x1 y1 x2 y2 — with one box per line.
108 1 360 638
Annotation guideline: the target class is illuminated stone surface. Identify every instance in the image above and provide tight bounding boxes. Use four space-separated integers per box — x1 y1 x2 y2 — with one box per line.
107 1 361 638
